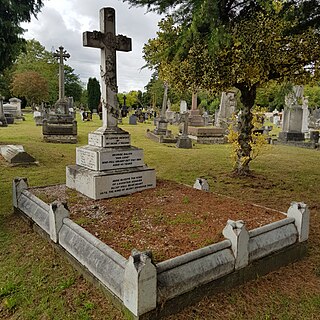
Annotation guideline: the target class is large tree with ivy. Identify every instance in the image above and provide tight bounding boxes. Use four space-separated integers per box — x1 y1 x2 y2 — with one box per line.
0 0 43 74
127 0 320 175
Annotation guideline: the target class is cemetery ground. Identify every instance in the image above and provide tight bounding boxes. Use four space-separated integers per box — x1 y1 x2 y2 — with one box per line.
0 113 320 319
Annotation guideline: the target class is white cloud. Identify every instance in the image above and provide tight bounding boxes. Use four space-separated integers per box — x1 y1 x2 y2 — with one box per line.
21 0 162 92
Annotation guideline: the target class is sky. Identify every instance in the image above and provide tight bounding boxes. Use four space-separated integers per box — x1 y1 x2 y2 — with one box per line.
21 0 162 93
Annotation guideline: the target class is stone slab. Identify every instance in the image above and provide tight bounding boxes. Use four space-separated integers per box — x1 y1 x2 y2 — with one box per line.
66 165 156 200
88 131 131 148
76 145 144 171
0 145 36 164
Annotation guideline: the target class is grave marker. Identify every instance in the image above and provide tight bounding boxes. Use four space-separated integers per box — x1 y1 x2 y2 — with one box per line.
66 7 156 200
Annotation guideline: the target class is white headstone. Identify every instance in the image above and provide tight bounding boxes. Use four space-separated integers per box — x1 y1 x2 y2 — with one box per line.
180 100 187 113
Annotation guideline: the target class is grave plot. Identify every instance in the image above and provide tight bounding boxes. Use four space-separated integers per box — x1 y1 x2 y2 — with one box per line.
32 179 285 262
14 176 309 319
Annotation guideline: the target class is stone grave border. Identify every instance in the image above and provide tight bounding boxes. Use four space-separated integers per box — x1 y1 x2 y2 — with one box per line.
13 178 309 320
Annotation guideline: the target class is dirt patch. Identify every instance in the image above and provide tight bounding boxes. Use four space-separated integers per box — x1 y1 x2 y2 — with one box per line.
33 179 285 262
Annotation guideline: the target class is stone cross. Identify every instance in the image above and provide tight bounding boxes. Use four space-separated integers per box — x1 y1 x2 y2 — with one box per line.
83 7 132 129
53 46 70 100
181 112 189 136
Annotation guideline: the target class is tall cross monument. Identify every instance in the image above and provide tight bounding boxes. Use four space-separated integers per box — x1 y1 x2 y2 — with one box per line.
53 46 70 100
83 7 132 131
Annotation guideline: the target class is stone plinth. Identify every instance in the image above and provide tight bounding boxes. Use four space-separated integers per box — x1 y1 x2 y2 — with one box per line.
176 136 192 149
67 127 156 199
66 165 156 200
188 110 205 127
188 126 226 144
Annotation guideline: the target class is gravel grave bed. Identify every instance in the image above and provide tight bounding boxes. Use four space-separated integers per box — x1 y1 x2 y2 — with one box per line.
33 179 285 262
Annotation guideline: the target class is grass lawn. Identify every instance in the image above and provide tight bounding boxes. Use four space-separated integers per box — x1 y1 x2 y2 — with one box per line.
1 113 320 319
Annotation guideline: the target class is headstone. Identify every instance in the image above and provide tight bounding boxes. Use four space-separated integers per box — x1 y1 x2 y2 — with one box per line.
0 96 8 127
129 114 137 125
0 145 36 165
180 100 187 113
154 83 170 135
215 91 236 128
176 112 192 148
279 85 305 142
66 7 156 200
43 46 77 143
193 178 209 191
188 92 205 127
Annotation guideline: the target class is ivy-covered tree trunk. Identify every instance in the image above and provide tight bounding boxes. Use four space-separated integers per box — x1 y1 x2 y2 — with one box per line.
235 84 257 176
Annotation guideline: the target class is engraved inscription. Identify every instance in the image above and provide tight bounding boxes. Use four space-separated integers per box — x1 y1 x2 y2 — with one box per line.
100 150 143 169
99 173 155 196
88 133 102 147
77 149 97 169
103 134 130 147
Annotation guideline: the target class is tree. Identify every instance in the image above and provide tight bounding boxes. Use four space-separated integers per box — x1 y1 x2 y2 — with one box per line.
130 0 320 175
87 78 101 111
11 71 49 107
0 1 43 75
13 39 58 102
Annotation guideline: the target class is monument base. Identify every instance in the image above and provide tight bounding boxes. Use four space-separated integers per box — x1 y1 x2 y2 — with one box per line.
88 127 130 148
43 134 77 144
176 136 192 149
66 165 156 200
278 132 305 142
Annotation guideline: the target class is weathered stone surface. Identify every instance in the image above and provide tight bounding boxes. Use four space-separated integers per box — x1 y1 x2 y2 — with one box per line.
223 220 249 270
156 240 234 302
59 218 126 298
43 134 77 144
66 165 156 200
248 218 297 262
88 131 131 148
18 190 50 234
188 126 225 136
124 251 157 316
193 178 209 191
176 136 192 149
48 202 70 243
0 145 36 164
287 202 310 242
76 145 144 171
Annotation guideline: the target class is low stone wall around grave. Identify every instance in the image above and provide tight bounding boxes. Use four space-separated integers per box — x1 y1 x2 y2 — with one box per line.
12 178 310 319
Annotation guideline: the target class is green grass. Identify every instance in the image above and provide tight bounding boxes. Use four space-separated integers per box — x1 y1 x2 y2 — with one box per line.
1 113 320 319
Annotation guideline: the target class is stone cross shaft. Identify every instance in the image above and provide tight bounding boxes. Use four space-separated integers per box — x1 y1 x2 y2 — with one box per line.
161 83 168 119
83 7 132 129
53 46 70 100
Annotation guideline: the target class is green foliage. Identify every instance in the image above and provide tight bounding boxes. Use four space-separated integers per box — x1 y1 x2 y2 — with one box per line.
87 77 101 112
304 85 320 109
0 0 44 74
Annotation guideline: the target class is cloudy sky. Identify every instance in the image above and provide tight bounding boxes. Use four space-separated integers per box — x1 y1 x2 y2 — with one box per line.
21 0 163 92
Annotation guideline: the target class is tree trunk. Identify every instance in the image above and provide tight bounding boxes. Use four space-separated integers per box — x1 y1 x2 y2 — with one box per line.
235 85 257 176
